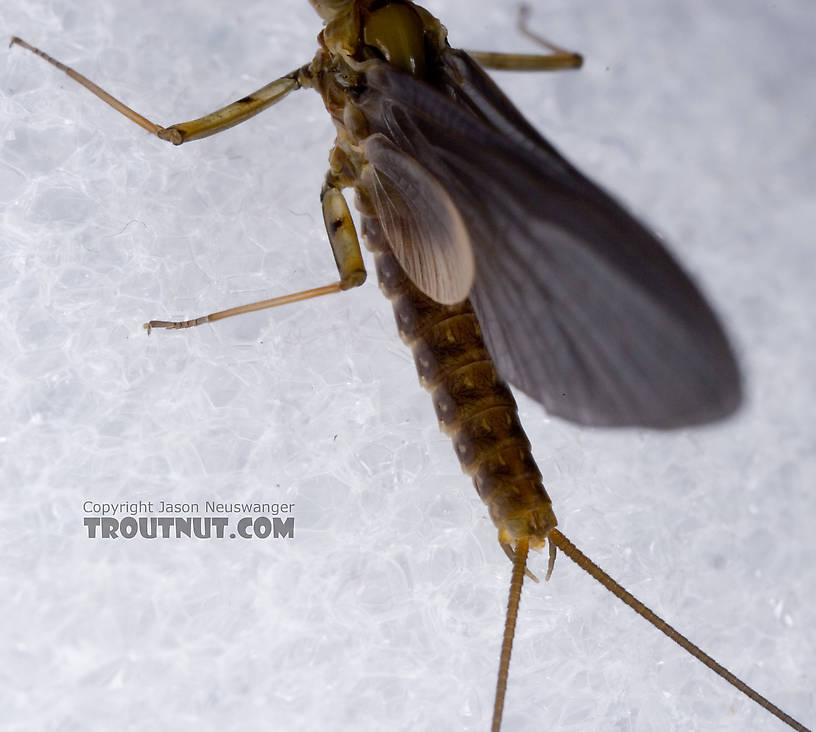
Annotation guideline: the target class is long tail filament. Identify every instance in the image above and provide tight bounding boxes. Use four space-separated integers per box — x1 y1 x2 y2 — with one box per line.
491 538 529 732
549 529 810 732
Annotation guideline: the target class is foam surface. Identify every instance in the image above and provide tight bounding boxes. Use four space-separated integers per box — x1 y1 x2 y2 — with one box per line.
2 1 814 730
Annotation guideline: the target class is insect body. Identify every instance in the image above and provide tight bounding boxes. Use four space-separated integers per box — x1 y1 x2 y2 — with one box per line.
11 1 809 730
308 0 740 558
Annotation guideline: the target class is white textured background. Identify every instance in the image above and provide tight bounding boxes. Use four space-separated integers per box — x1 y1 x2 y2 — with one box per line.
2 1 814 730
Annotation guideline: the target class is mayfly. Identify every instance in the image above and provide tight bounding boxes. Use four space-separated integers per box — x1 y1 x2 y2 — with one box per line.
10 1 810 730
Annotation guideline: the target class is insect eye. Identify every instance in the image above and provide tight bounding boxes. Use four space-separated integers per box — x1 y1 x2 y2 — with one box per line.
309 0 352 21
363 3 426 76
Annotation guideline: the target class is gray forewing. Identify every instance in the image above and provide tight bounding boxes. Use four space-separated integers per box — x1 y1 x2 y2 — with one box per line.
356 55 741 428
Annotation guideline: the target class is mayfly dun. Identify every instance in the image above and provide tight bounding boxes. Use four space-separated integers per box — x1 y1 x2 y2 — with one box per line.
9 1 811 730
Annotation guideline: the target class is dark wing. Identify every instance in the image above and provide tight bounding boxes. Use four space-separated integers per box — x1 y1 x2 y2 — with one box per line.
355 52 741 428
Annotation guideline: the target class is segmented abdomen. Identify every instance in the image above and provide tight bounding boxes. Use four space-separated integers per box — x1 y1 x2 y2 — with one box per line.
361 215 556 547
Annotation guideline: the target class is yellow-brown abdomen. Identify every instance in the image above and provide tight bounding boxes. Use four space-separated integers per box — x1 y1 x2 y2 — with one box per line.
362 215 557 548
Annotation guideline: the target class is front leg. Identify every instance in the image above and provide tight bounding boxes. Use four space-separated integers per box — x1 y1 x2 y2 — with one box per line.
465 5 583 72
10 36 310 143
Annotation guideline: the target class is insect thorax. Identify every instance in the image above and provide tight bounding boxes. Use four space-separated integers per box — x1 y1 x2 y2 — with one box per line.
309 1 450 201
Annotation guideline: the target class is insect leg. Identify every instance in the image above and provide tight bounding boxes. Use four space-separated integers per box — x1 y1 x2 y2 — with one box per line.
143 284 344 333
9 36 310 144
9 37 364 332
466 50 582 72
144 177 366 332
321 174 367 292
465 5 582 71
